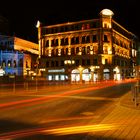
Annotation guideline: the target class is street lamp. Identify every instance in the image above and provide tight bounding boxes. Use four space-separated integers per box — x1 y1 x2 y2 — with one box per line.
36 20 41 59
64 59 75 83
78 65 84 83
35 20 42 91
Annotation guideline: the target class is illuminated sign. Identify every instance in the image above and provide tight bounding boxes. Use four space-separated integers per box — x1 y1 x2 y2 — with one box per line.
48 68 65 73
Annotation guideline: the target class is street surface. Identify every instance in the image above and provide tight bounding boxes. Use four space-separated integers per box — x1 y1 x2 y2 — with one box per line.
0 80 136 139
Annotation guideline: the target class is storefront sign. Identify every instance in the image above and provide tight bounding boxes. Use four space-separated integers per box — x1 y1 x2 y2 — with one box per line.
48 68 65 73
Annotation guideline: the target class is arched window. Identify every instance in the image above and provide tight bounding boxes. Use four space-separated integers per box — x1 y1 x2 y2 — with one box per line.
82 47 86 55
26 61 29 68
55 39 58 46
51 39 55 47
87 46 90 54
46 40 49 47
71 69 80 82
2 60 6 68
19 58 23 67
71 48 75 55
61 48 64 56
82 36 86 43
52 49 55 56
104 35 108 42
61 38 65 46
8 60 11 67
66 48 68 55
82 69 91 81
76 47 79 54
71 37 75 45
56 49 58 56
75 37 79 44
65 38 68 45
86 36 90 43
72 69 80 74
13 60 16 68
92 35 97 42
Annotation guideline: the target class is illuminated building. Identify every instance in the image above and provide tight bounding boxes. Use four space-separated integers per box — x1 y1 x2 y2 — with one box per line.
0 35 38 76
38 9 138 82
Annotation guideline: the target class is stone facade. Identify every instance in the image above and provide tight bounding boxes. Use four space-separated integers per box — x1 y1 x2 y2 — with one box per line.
37 9 138 82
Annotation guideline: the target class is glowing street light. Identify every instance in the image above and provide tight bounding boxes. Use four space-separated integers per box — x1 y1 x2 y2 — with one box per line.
36 20 41 28
36 20 41 59
64 59 75 83
64 60 75 65
35 20 42 91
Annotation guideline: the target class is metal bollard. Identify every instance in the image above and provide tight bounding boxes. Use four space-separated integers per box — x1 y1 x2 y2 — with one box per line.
131 86 135 102
134 85 139 107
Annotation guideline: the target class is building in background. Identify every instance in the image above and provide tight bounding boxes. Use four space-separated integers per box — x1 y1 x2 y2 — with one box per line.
0 35 39 77
37 9 139 83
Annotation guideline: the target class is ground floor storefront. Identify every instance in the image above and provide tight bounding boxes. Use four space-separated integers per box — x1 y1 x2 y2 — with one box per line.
42 65 135 83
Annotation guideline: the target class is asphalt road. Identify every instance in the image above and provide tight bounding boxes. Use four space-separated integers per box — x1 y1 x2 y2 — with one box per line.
0 80 136 139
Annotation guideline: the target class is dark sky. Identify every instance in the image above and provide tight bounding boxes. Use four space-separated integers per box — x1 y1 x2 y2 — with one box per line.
0 0 139 43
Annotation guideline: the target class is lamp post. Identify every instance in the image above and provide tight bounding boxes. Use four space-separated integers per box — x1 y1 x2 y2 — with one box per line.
35 20 42 91
64 59 75 83
78 65 84 84
36 20 41 59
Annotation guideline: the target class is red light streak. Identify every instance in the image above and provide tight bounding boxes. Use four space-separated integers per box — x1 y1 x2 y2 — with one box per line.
0 80 135 110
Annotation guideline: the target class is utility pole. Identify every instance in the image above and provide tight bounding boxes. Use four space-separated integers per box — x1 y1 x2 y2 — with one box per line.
35 20 42 92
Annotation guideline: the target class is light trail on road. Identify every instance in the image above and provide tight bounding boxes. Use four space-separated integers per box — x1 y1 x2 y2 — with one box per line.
0 80 134 111
0 123 120 139
0 79 136 139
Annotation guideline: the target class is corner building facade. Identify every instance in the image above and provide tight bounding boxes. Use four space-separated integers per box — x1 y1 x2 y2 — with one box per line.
38 9 138 82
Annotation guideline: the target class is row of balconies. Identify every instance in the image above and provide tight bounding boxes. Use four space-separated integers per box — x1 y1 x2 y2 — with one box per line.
44 49 131 57
44 46 98 56
46 58 98 68
43 21 99 35
45 35 99 47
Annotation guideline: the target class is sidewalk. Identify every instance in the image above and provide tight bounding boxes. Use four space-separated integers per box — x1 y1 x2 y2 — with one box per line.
85 91 140 140
0 80 140 139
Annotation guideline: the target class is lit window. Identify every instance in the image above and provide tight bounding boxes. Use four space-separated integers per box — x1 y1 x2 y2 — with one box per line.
8 60 11 67
55 75 59 80
48 75 52 80
13 60 16 68
26 61 29 68
60 75 65 80
2 60 6 68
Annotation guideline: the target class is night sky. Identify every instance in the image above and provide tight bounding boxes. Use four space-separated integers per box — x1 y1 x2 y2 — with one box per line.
0 0 139 43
